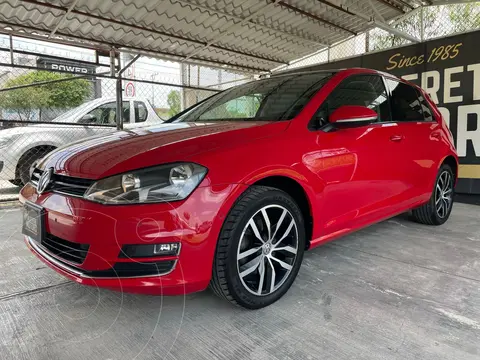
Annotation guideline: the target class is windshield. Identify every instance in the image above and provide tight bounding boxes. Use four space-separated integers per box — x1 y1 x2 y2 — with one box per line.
171 72 334 123
52 100 101 123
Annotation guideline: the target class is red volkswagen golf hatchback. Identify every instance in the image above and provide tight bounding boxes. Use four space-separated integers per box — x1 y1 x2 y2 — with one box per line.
21 68 458 309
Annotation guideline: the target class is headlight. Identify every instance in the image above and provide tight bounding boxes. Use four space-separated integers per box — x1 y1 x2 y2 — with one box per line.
84 163 207 204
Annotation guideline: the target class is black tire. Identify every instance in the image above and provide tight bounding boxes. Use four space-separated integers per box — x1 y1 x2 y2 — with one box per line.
210 186 306 309
17 147 53 186
411 164 455 225
9 179 23 187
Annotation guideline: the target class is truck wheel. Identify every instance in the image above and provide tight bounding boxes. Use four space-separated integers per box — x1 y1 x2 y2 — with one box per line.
9 179 23 187
17 147 54 186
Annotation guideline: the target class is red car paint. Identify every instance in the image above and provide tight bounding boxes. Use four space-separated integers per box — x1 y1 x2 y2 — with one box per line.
20 68 458 295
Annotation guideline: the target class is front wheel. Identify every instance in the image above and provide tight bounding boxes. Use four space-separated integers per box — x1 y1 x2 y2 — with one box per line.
210 186 306 309
411 164 455 225
17 147 53 186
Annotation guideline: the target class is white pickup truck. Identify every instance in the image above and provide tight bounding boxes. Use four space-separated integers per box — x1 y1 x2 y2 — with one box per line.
0 97 163 186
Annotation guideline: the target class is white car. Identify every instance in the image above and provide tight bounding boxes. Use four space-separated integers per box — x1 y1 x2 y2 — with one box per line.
0 97 163 186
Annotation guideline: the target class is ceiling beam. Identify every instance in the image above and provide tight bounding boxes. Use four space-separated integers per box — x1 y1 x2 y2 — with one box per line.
0 21 270 73
394 0 415 10
429 0 478 5
276 1 357 35
182 0 281 62
367 0 386 22
172 0 330 47
374 0 406 13
314 0 420 43
49 0 79 38
18 0 286 65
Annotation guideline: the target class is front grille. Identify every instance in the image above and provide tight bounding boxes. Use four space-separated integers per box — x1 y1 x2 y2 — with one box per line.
86 261 176 277
30 168 42 187
41 233 89 264
31 168 94 197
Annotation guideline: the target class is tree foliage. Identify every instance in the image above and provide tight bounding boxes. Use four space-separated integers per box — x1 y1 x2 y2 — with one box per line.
0 71 90 121
167 90 181 118
370 3 480 51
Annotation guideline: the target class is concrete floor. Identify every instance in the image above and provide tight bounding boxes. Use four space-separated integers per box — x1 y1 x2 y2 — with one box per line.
0 203 479 360
0 181 18 202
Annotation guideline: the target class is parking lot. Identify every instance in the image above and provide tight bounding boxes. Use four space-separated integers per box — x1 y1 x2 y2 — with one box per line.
1 203 478 360
0 182 18 202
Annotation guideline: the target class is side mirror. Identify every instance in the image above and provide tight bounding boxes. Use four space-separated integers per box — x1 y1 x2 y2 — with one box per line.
330 106 378 125
79 113 97 124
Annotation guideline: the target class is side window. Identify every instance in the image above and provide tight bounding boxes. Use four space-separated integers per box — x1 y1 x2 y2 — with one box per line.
313 75 390 127
386 79 425 122
134 101 148 123
80 102 130 125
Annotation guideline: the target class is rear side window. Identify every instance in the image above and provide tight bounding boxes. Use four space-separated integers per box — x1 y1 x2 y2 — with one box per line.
313 75 391 126
386 79 425 122
134 101 148 123
416 90 435 121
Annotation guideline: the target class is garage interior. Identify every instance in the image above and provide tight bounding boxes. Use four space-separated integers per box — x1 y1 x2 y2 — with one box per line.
0 0 479 359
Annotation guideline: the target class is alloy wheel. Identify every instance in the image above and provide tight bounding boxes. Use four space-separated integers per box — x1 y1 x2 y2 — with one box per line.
236 205 299 296
435 170 453 218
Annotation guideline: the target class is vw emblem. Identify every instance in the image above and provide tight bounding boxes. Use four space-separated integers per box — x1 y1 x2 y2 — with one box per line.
37 167 53 194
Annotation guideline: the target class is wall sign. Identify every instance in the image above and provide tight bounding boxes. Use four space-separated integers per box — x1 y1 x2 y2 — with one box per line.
36 57 97 75
285 30 480 194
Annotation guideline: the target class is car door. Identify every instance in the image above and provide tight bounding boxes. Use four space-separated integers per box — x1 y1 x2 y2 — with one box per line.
384 78 441 202
124 100 149 129
311 74 409 235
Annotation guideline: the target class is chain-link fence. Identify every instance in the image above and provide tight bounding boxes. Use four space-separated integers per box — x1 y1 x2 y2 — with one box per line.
0 39 253 193
275 2 480 71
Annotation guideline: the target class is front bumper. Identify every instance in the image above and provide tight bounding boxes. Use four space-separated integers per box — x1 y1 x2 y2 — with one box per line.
20 182 246 295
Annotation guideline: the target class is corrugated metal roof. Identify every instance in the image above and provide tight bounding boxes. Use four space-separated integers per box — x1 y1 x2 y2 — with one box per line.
0 0 436 72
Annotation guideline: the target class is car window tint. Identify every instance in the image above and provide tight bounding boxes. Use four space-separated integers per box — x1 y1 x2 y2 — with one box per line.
417 90 435 121
174 72 334 122
386 79 425 122
313 75 390 127
134 101 148 123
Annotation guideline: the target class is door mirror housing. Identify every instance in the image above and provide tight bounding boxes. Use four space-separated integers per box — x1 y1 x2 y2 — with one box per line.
79 113 97 124
330 106 378 125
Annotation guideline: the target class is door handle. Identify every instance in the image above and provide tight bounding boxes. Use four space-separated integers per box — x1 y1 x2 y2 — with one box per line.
431 133 441 140
390 135 405 142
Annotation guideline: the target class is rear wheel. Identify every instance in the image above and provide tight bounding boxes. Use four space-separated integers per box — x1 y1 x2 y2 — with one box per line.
210 186 305 309
411 164 454 225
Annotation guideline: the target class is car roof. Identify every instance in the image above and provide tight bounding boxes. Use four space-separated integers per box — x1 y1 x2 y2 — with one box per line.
270 67 401 81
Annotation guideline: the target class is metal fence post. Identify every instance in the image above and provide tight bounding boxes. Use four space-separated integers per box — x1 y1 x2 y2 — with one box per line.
9 34 14 65
110 48 123 131
115 77 123 131
420 6 425 42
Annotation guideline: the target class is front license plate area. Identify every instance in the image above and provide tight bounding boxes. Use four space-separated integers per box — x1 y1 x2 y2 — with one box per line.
22 201 45 243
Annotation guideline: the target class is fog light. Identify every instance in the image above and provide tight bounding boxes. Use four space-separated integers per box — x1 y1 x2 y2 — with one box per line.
154 243 179 255
120 243 180 258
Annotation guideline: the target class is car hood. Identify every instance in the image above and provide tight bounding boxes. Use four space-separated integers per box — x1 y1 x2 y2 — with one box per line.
0 123 114 138
38 121 287 179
